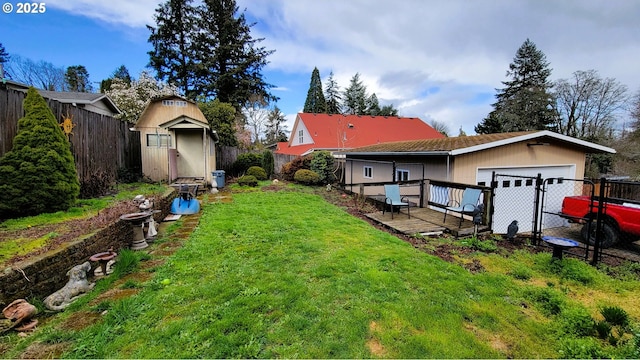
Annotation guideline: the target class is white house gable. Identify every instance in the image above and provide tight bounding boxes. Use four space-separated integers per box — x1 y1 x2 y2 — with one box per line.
291 117 314 146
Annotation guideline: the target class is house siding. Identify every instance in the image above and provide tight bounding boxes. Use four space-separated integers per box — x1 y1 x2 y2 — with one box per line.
452 141 586 185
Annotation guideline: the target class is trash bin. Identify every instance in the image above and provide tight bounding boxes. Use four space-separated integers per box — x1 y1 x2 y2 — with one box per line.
212 170 225 188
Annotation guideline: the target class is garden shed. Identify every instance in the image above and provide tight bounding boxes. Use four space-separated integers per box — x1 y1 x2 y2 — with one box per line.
340 130 616 233
134 95 218 185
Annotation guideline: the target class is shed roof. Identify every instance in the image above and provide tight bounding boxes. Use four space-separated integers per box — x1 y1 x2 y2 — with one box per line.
341 130 616 156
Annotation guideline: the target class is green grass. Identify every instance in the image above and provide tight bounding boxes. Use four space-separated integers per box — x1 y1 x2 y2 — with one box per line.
0 183 167 231
3 189 640 358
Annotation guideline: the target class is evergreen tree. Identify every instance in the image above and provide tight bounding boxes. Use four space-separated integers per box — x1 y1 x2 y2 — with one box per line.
148 0 199 98
343 73 367 115
379 104 399 116
303 67 327 113
0 88 80 218
195 0 276 108
100 65 132 93
264 106 288 143
0 42 8 79
199 99 238 146
324 71 342 114
65 65 93 92
475 38 557 134
366 93 381 115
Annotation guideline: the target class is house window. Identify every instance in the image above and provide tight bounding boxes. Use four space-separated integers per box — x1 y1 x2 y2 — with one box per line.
147 134 171 147
363 166 373 179
176 101 187 107
396 169 409 182
298 130 304 143
162 100 174 106
162 99 187 107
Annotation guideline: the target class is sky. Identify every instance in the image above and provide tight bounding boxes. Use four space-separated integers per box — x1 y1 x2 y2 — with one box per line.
1 0 638 135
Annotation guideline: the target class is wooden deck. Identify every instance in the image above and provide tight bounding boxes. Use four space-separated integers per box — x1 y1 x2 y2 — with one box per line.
365 206 490 237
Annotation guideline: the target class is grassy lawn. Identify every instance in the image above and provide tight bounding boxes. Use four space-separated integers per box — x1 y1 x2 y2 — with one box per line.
0 183 168 265
2 186 640 358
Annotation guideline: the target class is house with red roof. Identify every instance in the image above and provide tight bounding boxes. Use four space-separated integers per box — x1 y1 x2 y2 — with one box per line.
275 113 444 157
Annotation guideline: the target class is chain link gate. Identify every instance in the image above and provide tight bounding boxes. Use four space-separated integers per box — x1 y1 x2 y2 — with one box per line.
490 172 540 237
536 178 597 262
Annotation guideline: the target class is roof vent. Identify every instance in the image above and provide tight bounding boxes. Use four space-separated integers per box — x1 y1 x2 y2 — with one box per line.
347 123 354 128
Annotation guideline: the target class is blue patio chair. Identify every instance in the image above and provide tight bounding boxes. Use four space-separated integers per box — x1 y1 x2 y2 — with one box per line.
443 188 482 227
383 184 410 219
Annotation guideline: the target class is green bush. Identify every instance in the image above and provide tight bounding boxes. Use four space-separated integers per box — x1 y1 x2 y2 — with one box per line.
600 305 629 328
294 169 320 185
261 150 274 179
310 150 335 184
232 153 262 176
0 87 80 218
246 166 267 180
237 175 258 187
595 320 612 339
282 155 312 181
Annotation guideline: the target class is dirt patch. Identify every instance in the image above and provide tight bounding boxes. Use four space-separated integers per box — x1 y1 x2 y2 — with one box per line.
58 311 103 331
367 321 388 357
17 341 70 359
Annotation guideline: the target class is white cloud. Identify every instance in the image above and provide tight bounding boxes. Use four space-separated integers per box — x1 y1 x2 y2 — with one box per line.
46 0 159 27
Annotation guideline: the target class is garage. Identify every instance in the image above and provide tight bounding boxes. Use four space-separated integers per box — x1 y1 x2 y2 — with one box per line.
342 130 616 236
477 165 576 234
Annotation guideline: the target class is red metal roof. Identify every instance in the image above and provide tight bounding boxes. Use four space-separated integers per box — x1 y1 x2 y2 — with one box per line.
275 113 444 156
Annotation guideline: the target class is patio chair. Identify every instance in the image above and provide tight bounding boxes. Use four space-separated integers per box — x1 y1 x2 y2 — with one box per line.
383 184 410 219
443 188 482 227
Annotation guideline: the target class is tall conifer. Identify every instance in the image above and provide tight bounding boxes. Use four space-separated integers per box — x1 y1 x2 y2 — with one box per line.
303 67 327 113
0 88 79 217
475 39 557 134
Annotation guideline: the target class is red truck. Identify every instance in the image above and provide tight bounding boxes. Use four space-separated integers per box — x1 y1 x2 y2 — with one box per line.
560 195 640 248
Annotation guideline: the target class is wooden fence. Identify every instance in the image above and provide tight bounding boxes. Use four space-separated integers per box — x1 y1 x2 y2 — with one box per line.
0 87 141 194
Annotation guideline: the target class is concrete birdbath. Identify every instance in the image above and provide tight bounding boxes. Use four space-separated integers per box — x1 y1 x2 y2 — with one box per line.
89 250 117 276
120 212 154 250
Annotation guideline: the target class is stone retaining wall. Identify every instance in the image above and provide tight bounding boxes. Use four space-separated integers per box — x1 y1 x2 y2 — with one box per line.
0 188 176 307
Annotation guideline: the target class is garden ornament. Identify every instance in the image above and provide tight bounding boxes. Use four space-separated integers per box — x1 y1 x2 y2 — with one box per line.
0 299 38 333
43 261 95 311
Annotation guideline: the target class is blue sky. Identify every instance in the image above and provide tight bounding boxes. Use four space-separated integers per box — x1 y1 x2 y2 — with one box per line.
1 0 638 135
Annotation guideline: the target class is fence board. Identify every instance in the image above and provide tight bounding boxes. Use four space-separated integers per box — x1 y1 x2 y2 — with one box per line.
0 86 141 193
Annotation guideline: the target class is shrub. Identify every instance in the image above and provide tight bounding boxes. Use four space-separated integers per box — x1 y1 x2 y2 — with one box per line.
282 155 312 181
231 153 262 176
261 150 274 179
310 150 335 184
600 305 629 328
0 87 80 218
80 170 115 199
237 175 258 187
595 320 612 339
246 166 267 180
294 169 320 185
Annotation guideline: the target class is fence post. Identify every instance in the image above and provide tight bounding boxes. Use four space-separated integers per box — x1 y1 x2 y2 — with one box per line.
532 173 543 246
591 177 607 266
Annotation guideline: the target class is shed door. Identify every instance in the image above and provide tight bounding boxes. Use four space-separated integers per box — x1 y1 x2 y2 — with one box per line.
477 165 575 234
176 130 203 178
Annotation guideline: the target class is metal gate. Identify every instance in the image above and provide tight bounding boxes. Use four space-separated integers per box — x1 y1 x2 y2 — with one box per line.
491 172 630 265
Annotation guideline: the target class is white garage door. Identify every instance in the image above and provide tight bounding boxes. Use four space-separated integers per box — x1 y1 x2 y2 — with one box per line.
477 165 575 234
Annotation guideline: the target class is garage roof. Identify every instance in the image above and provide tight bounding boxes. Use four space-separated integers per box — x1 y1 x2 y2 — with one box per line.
340 130 616 156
